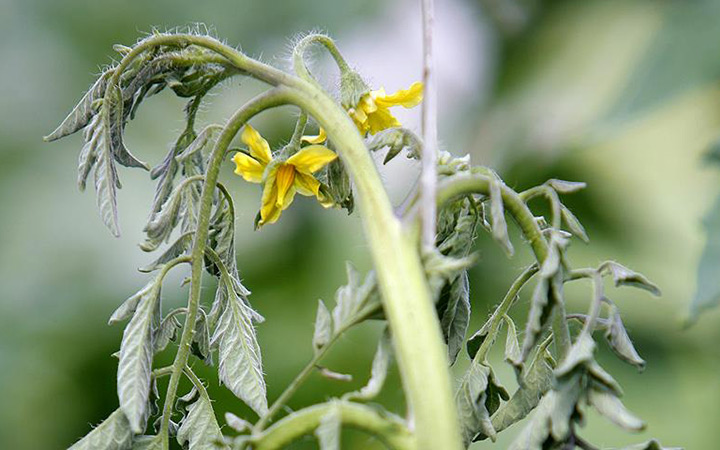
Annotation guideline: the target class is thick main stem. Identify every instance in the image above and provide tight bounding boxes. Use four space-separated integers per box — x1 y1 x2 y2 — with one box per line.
286 83 464 450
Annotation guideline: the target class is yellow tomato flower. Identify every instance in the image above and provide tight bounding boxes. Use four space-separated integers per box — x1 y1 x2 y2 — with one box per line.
232 125 337 226
347 81 424 135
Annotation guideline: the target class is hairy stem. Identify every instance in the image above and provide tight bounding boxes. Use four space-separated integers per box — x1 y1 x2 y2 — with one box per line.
252 402 416 450
158 88 293 448
292 33 351 82
254 331 341 431
475 264 539 362
437 174 572 360
283 82 464 450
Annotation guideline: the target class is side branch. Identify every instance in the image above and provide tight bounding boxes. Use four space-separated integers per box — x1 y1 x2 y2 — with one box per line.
158 87 295 445
252 402 416 450
437 174 571 359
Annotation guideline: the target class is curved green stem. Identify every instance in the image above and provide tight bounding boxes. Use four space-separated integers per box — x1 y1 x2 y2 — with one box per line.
157 88 293 448
474 264 539 362
437 174 572 360
252 402 415 450
292 33 351 82
282 83 464 450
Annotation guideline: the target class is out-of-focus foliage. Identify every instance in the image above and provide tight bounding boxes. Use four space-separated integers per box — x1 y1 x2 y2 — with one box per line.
1 0 720 448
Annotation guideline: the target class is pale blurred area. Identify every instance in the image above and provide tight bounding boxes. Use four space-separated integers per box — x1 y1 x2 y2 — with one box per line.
1 0 719 448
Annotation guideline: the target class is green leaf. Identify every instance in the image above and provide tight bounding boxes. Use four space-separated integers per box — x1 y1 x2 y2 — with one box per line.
154 314 181 353
314 403 341 450
367 127 421 164
440 271 471 364
313 300 333 354
45 70 113 142
502 315 521 364
325 158 354 214
690 191 720 319
67 408 133 450
466 319 492 360
142 180 187 252
109 280 157 325
605 306 646 370
601 261 661 296
488 344 555 437
547 179 586 195
192 310 213 365
588 387 645 431
560 205 589 243
176 125 221 163
138 232 193 273
224 412 251 433
106 84 148 170
331 263 381 333
489 177 514 257
210 279 267 416
177 393 228 450
117 284 160 433
456 362 508 444
343 332 391 402
130 435 164 450
555 333 595 379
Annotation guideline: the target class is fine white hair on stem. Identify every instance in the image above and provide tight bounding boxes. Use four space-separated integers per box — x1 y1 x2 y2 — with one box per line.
421 0 438 249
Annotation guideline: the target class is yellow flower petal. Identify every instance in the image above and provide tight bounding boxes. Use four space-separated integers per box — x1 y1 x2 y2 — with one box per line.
301 127 327 144
366 106 400 135
260 167 281 225
241 125 272 165
294 171 321 197
286 145 338 174
375 81 424 108
232 151 264 183
274 164 297 209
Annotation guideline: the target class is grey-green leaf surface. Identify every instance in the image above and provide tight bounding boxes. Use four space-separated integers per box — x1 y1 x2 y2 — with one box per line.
210 280 267 416
690 191 720 319
130 435 164 450
588 388 645 431
601 261 661 296
109 280 156 325
456 362 508 444
440 270 471 364
502 315 521 364
605 306 646 370
117 285 160 433
67 408 133 450
314 404 341 450
489 177 514 256
177 394 228 450
313 299 333 354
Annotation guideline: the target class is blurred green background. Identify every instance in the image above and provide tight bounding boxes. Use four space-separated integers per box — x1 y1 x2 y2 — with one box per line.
1 0 719 448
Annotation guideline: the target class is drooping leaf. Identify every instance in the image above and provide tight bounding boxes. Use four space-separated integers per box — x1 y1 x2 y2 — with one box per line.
456 362 509 444
109 280 157 325
224 412 251 433
130 435 164 450
489 176 514 256
153 313 181 353
343 332 391 402
605 306 646 370
139 232 193 273
466 319 492 360
440 271 471 364
176 125 221 162
547 179 586 195
588 387 645 432
44 70 113 142
117 284 160 433
192 310 213 365
105 84 148 170
314 404 341 450
313 299 333 354
177 393 228 450
486 343 555 438
601 261 661 296
502 315 521 364
367 127 421 164
560 205 589 243
210 279 267 416
141 179 189 252
67 408 133 450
